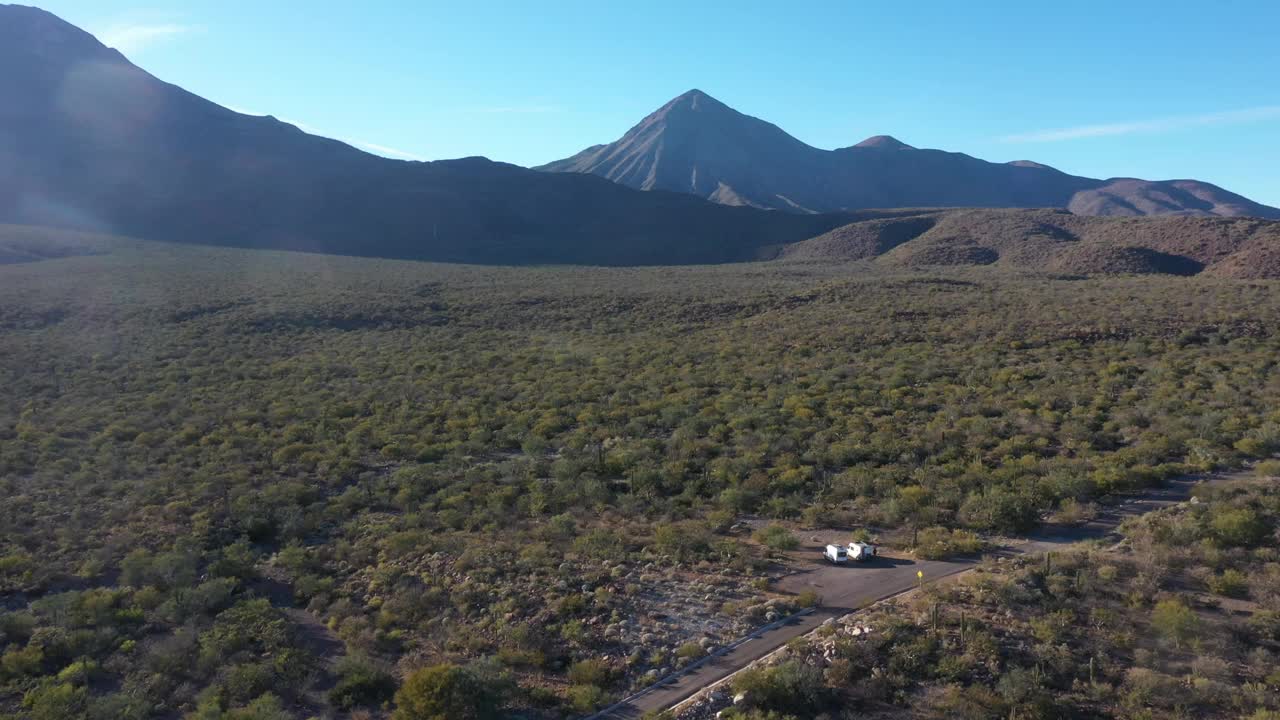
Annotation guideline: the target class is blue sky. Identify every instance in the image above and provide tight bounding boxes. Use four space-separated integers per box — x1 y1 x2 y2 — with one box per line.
34 0 1280 206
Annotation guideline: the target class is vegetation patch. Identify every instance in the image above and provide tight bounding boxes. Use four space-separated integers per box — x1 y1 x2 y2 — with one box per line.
2 237 1280 717
703 482 1280 720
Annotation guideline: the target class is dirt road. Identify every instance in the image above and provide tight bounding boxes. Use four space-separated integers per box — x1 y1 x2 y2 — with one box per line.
588 471 1242 719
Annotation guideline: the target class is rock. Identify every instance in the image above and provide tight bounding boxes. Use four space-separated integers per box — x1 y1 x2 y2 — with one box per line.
734 691 749 705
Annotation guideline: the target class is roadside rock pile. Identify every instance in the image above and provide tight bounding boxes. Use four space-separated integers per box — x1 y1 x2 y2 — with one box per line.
674 689 733 719
813 615 875 665
673 608 881 719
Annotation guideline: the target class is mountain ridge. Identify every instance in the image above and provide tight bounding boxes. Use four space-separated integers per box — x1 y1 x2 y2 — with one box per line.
0 6 851 265
4 6 1279 273
539 89 1280 219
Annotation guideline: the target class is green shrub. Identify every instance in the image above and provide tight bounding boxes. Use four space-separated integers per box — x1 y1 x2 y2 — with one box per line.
1247 611 1280 641
1 643 44 679
654 521 713 561
224 661 277 704
675 642 707 661
1151 599 1197 649
1210 508 1267 547
795 590 821 608
0 611 35 645
732 660 831 715
392 663 501 720
572 528 625 560
0 553 32 577
568 658 613 687
914 527 985 560
223 693 292 720
329 656 397 710
566 684 611 713
1207 569 1248 598
1254 460 1280 478
56 658 100 685
22 682 87 720
754 524 800 551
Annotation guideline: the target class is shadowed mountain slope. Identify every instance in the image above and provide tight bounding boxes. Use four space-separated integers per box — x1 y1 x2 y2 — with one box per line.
0 6 849 266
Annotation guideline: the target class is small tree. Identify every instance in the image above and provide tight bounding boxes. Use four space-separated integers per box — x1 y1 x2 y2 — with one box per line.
897 485 932 547
1151 599 1196 649
392 664 501 720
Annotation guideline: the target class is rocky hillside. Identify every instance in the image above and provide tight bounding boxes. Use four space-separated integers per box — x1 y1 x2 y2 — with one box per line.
775 208 1280 278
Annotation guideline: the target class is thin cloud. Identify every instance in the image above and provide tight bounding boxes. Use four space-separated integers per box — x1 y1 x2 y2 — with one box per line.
358 142 426 161
100 23 192 54
226 106 425 161
1001 106 1280 143
222 105 262 117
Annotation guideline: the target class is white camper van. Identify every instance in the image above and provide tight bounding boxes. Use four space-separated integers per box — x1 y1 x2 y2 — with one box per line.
823 544 848 564
847 541 877 562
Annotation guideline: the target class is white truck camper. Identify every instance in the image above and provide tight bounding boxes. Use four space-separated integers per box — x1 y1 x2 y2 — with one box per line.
823 544 848 563
848 541 877 562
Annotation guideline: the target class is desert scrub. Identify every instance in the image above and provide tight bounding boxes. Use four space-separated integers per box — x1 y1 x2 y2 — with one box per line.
1207 568 1249 598
754 524 800 551
5 243 1280 714
675 642 707 662
912 527 985 559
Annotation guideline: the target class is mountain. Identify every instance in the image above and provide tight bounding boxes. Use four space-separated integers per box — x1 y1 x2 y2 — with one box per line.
6 7 1277 272
0 6 848 265
774 208 1280 278
540 90 1280 219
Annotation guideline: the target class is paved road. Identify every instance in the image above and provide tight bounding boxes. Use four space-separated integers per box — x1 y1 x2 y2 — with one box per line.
589 471 1241 719
595 557 975 719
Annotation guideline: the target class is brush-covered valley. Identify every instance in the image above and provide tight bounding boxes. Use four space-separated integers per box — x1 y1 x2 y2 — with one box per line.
1 228 1279 719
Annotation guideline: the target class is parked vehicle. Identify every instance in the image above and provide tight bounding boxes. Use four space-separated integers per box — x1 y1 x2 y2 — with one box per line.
823 544 848 563
848 542 877 562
